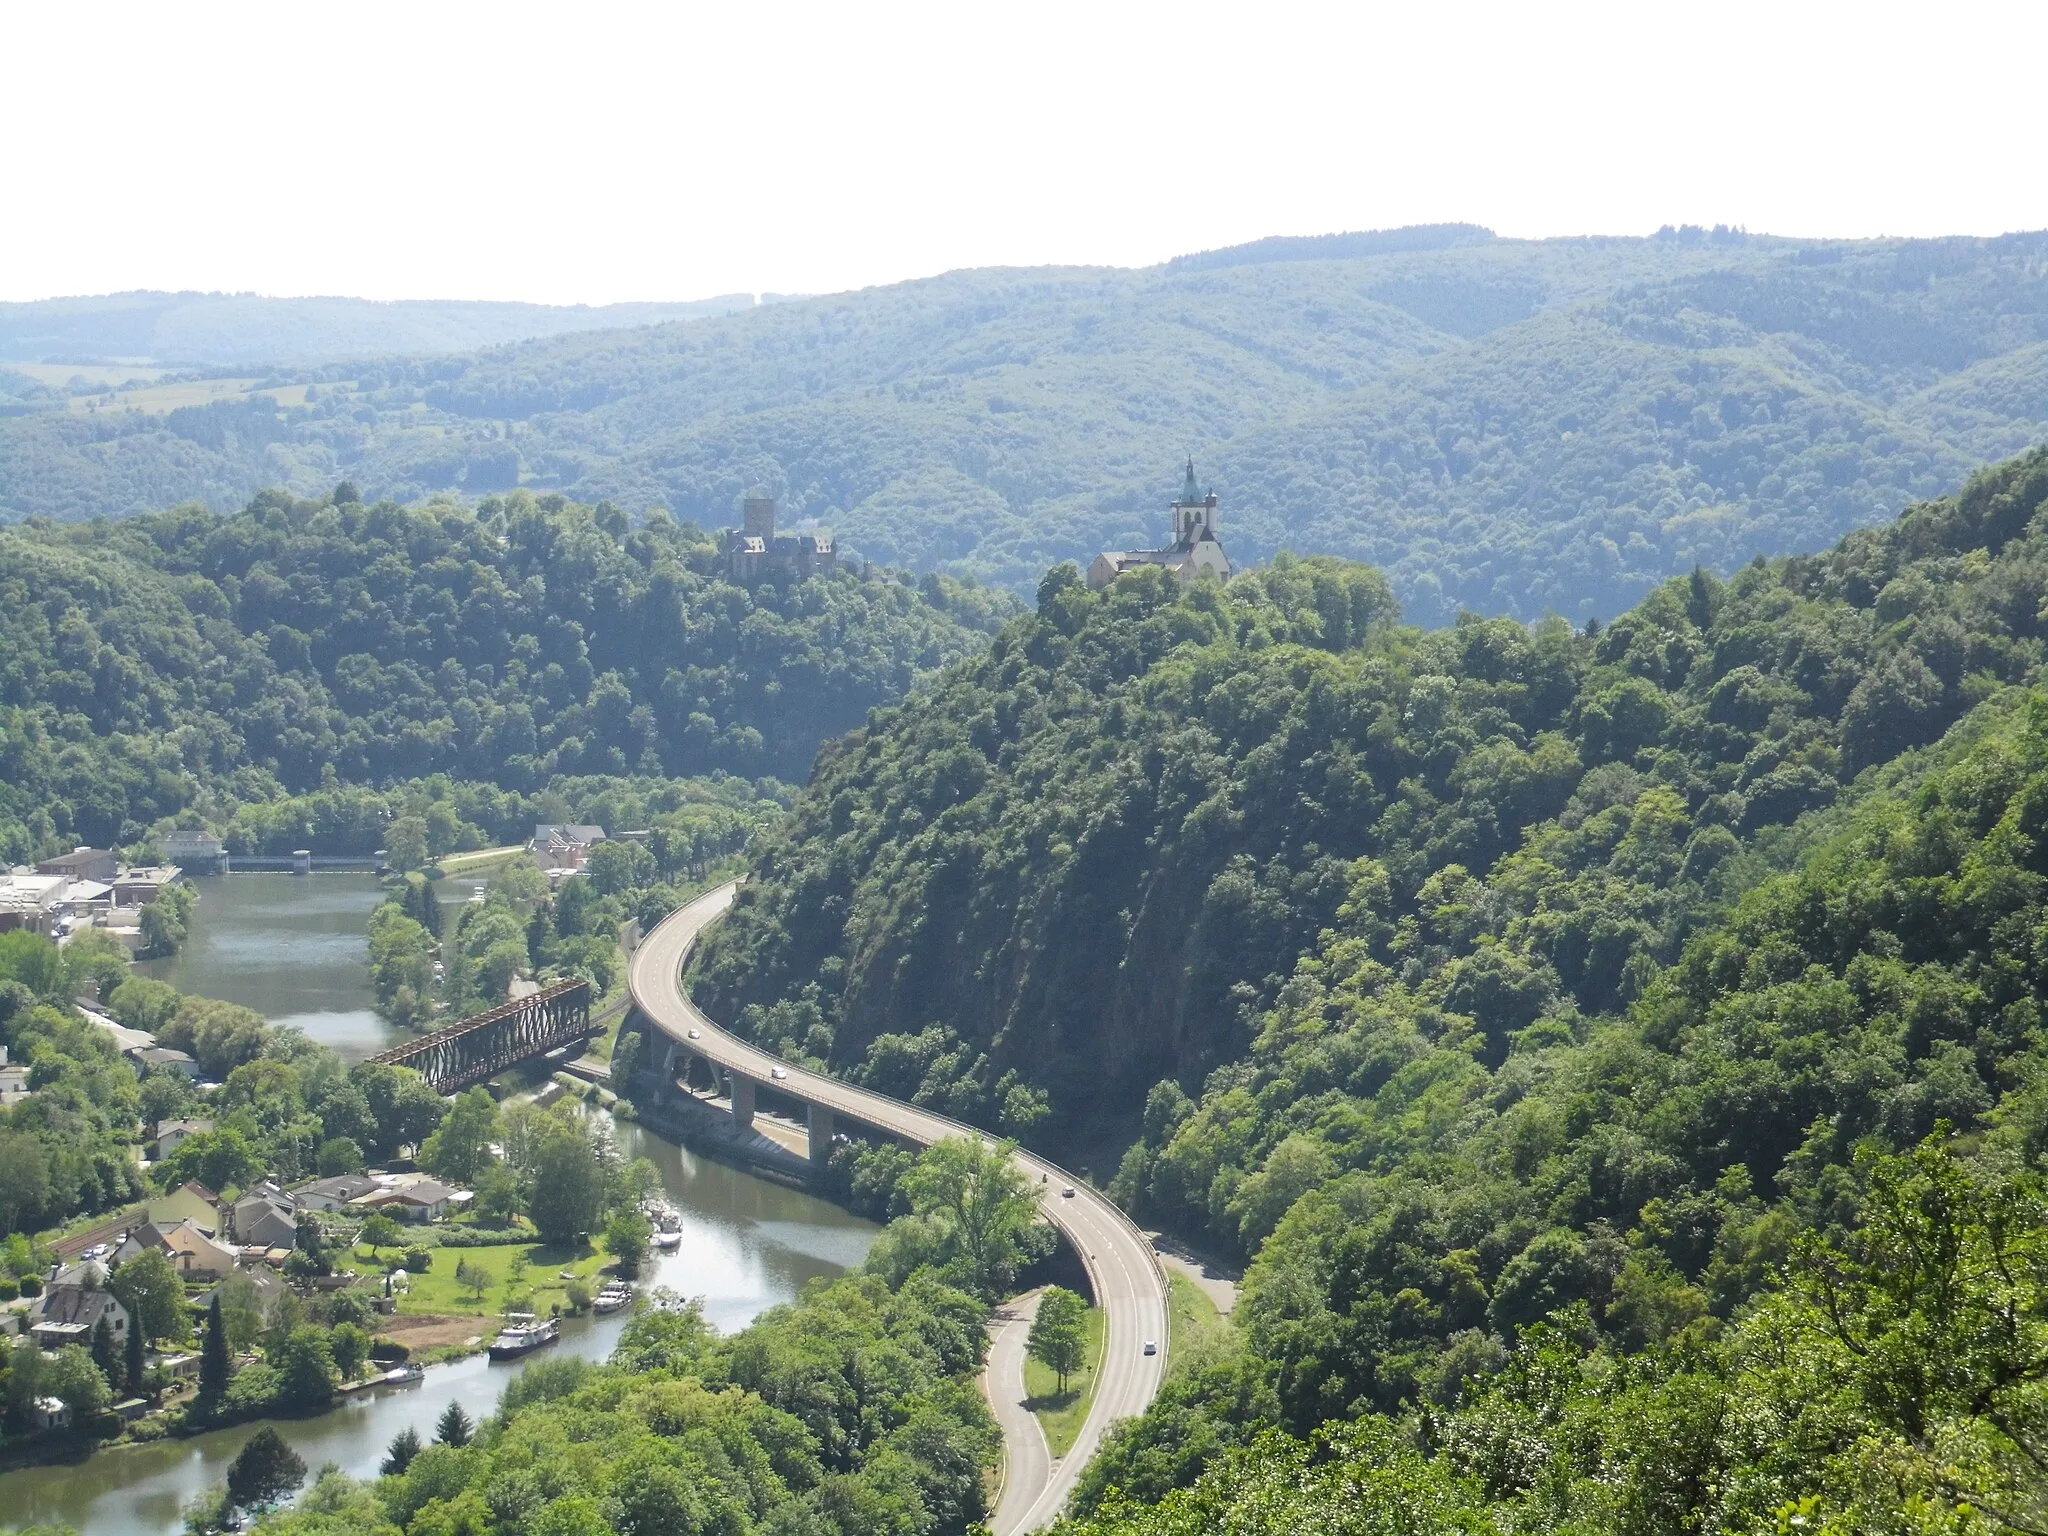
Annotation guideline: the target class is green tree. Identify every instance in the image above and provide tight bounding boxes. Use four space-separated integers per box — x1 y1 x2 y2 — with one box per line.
44 1342 112 1425
604 1210 651 1276
455 1257 491 1308
435 1400 474 1447
225 1426 306 1511
111 1248 185 1342
902 1136 1039 1296
585 838 655 896
273 1326 338 1408
199 1293 231 1406
90 1313 120 1392
217 1269 270 1353
474 1161 522 1225
386 817 429 874
315 1136 363 1175
380 1425 423 1476
125 1310 145 1393
329 1323 370 1382
358 1213 402 1253
158 1128 262 1195
419 1087 501 1185
1029 1286 1089 1394
527 1120 606 1245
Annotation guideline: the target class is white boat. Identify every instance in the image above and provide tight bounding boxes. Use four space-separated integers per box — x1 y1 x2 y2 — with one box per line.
651 1228 682 1251
593 1282 634 1314
380 1363 425 1385
487 1313 559 1361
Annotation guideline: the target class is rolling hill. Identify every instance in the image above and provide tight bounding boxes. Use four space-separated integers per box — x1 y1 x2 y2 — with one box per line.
7 227 2048 622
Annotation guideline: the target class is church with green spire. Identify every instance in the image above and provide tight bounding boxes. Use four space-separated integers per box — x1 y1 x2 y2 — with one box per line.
1086 460 1234 590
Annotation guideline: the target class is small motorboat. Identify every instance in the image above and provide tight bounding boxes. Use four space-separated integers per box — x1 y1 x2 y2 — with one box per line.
651 1228 682 1252
593 1281 634 1314
487 1313 560 1361
380 1363 425 1385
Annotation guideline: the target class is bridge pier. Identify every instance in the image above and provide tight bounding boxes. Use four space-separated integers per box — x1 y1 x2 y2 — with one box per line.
808 1105 834 1171
730 1074 755 1133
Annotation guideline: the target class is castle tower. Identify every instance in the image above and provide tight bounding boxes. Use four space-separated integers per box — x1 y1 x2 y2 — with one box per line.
743 496 777 540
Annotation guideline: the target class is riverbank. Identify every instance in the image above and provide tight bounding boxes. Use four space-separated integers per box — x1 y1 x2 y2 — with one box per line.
0 1107 878 1535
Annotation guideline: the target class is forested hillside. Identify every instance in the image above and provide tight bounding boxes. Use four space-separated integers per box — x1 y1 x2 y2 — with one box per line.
0 290 753 368
697 446 2048 1534
0 484 1015 862
9 228 2048 621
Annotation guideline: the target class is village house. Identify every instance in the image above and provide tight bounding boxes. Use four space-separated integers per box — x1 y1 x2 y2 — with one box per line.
146 1181 222 1232
27 1263 131 1350
531 824 606 876
129 1044 200 1081
228 1183 299 1251
154 1118 213 1157
289 1173 382 1212
114 1218 237 1282
350 1177 467 1223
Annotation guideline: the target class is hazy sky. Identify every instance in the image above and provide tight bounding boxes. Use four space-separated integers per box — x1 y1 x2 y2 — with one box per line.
9 0 2044 306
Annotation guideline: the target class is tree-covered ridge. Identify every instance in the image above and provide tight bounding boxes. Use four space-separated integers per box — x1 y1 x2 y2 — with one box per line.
0 290 754 369
8 231 2048 620
690 447 2048 1137
0 484 1016 858
1061 1142 2048 1536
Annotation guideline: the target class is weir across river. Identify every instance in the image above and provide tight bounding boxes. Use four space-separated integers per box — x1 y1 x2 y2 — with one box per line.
367 977 593 1091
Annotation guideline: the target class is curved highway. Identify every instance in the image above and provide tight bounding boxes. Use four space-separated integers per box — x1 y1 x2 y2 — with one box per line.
629 884 1169 1533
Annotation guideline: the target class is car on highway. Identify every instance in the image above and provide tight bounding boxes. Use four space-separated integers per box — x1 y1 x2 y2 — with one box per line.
687 1028 699 1039
1143 1340 1157 1355
770 1066 789 1080
1062 1186 1076 1198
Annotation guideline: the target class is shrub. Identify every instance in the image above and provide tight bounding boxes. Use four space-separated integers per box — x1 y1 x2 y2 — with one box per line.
18 1274 40 1297
402 1247 432 1272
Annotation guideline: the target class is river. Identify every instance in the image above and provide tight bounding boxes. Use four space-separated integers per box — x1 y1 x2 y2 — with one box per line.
134 873 401 1062
6 878 878 1534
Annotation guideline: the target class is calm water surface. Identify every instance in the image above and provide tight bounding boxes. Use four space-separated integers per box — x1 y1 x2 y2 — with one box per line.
135 874 397 1061
8 882 879 1533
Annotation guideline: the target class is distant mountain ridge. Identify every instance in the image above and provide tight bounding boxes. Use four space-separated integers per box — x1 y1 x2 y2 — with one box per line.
6 228 2048 624
0 289 755 367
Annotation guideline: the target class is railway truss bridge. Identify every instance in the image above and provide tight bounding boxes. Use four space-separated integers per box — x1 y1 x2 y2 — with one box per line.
368 977 593 1093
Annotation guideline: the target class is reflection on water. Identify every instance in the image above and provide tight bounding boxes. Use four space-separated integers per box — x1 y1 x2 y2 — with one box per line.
0 1115 876 1533
135 874 399 1061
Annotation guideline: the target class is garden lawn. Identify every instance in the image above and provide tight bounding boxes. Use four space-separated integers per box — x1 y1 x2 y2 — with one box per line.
358 1240 611 1319
1023 1300 1105 1459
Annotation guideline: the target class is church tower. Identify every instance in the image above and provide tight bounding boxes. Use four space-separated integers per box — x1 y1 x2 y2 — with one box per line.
1171 457 1220 548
